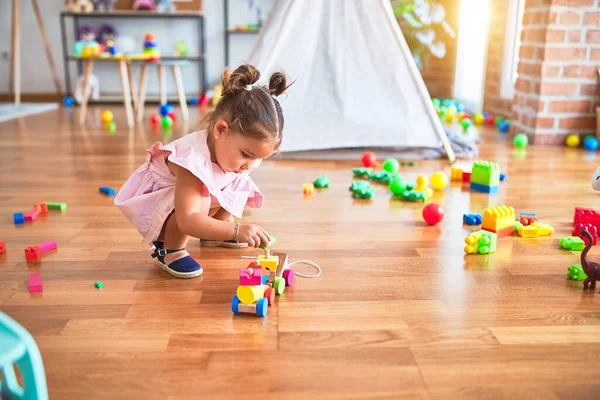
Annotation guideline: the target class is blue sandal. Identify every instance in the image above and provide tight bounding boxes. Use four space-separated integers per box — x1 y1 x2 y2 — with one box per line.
151 241 203 279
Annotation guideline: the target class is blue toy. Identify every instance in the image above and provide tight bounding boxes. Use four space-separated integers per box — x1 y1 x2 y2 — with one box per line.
159 103 174 117
500 173 507 181
63 96 74 107
99 186 116 196
584 136 599 151
498 120 510 133
188 97 198 105
14 212 24 225
0 311 49 399
463 213 482 225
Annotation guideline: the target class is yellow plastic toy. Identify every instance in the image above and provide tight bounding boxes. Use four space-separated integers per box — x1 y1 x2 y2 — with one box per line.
414 175 432 199
430 171 448 191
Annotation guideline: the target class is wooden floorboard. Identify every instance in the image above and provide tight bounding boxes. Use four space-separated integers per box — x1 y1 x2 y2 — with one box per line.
1 106 600 398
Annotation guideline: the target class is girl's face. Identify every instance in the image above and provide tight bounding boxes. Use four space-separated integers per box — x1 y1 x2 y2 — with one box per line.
211 119 275 173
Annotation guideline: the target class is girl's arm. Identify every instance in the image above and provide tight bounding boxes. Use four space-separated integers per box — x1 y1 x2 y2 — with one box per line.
171 163 236 241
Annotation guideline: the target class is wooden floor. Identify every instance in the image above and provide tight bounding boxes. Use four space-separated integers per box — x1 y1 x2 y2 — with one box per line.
1 106 600 399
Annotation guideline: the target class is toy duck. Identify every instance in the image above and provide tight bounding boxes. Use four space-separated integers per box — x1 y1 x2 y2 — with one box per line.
414 174 432 200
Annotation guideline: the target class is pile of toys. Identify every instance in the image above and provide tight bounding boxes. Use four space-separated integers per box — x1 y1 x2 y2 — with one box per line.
143 33 160 62
562 207 600 291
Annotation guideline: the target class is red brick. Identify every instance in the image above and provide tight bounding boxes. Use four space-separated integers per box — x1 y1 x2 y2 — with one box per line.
540 82 579 95
543 47 586 61
548 10 559 24
546 29 566 43
592 49 600 60
586 30 600 43
536 117 555 129
552 0 593 5
515 79 532 93
559 11 582 24
527 99 546 112
563 65 600 79
548 100 592 113
581 84 600 96
559 116 597 130
568 30 582 42
585 11 600 25
519 62 543 77
542 65 560 78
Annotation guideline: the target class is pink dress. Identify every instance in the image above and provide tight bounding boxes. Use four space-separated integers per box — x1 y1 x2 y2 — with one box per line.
114 130 264 246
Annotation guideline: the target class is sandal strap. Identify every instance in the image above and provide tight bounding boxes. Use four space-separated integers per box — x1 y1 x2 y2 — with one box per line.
151 247 186 258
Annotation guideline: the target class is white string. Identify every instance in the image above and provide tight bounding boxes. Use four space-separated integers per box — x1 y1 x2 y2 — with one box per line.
240 256 321 278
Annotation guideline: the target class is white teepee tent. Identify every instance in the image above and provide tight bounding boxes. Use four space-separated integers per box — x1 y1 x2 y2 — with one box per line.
247 0 455 162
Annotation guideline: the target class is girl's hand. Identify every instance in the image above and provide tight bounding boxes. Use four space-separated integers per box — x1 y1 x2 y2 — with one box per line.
238 224 271 248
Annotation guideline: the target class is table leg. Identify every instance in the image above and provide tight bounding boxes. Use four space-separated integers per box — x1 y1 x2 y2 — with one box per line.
158 65 167 105
171 65 189 121
119 60 134 128
127 62 138 114
79 59 94 125
137 64 148 122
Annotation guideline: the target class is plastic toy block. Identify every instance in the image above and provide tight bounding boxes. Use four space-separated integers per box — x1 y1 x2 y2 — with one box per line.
259 235 276 250
232 295 268 317
28 273 42 293
573 223 598 245
573 207 597 226
46 202 67 211
470 160 500 188
369 170 397 184
302 183 314 195
37 241 57 253
463 213 482 225
514 220 523 233
482 205 515 236
13 212 24 225
349 180 375 199
236 284 267 305
399 190 426 202
24 209 40 222
258 255 279 271
470 182 498 193
240 265 263 286
500 173 507 181
99 186 117 196
464 230 497 254
95 281 104 289
313 174 330 188
24 247 40 261
451 167 463 182
34 203 48 213
352 168 372 178
517 222 554 238
567 264 587 281
0 240 5 255
462 171 471 183
519 212 538 226
560 236 585 251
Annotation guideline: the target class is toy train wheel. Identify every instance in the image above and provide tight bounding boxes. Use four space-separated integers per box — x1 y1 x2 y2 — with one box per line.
273 277 285 295
283 268 294 286
231 295 240 314
264 287 275 306
256 298 268 317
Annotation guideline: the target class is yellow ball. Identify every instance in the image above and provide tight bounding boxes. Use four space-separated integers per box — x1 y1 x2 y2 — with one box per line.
445 112 455 122
101 110 113 124
430 171 448 191
474 114 484 125
566 134 580 148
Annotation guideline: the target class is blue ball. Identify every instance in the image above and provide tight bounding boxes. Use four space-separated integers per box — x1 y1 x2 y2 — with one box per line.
500 173 507 181
188 97 198 105
63 96 74 106
483 112 489 118
584 136 599 151
159 103 174 116
498 120 510 133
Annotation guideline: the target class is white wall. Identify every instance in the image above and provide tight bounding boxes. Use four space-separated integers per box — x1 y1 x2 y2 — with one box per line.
0 0 273 96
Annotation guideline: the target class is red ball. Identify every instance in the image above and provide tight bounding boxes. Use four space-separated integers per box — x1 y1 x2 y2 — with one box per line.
361 151 376 167
150 114 161 125
485 115 495 125
167 111 177 122
422 203 444 225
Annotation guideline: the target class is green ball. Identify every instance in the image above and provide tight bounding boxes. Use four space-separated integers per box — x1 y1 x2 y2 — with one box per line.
389 176 407 195
161 115 173 128
494 116 504 126
514 133 528 148
106 122 116 133
460 118 473 131
432 98 441 108
382 158 400 174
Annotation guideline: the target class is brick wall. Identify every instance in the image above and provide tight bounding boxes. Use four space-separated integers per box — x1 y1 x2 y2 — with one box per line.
512 0 600 144
483 0 514 118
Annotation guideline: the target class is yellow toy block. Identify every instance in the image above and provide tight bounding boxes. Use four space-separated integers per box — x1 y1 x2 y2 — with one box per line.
517 222 554 238
303 183 314 195
482 205 515 232
258 255 279 271
236 284 266 305
451 167 463 182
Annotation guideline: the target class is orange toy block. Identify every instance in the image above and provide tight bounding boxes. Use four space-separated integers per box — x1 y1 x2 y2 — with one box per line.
451 167 463 182
482 205 515 237
34 202 48 213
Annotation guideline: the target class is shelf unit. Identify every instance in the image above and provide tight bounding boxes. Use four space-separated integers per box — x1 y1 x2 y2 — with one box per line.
59 11 207 101
223 0 261 66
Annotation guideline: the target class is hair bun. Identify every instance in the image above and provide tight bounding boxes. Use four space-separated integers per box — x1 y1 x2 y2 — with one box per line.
222 64 260 96
269 72 289 97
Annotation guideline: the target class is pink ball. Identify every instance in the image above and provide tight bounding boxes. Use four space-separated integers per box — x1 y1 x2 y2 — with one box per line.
422 203 444 225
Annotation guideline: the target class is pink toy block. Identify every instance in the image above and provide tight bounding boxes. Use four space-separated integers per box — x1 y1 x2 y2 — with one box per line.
239 262 263 286
28 273 42 293
24 209 40 222
34 202 48 213
25 247 41 261
37 241 57 253
0 240 5 255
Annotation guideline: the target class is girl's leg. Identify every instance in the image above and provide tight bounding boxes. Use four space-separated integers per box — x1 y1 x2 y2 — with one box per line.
157 211 190 265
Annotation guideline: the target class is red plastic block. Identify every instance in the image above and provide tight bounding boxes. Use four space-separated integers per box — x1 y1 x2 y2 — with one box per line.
239 262 262 286
24 209 40 222
573 223 598 245
0 240 5 255
34 203 48 213
28 273 42 293
37 241 57 253
25 246 41 261
199 93 210 107
573 207 600 229
462 172 471 183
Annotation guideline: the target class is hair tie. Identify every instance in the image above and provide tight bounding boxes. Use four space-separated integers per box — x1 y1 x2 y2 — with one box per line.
244 84 254 91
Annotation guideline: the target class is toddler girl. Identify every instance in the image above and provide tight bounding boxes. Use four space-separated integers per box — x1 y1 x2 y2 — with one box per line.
114 64 289 279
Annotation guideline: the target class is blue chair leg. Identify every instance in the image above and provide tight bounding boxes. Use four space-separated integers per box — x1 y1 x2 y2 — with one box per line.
1 363 24 398
17 351 48 400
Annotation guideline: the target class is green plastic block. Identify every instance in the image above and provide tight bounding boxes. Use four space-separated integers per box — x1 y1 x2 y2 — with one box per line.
368 170 397 184
478 231 497 254
349 180 374 199
567 264 587 281
399 190 426 202
470 160 500 187
259 234 276 250
514 220 523 233
560 236 585 251
352 168 372 178
46 202 67 211
313 174 330 188
94 281 104 289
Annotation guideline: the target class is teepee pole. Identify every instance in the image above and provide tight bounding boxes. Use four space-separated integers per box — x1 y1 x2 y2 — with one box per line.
380 0 456 163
